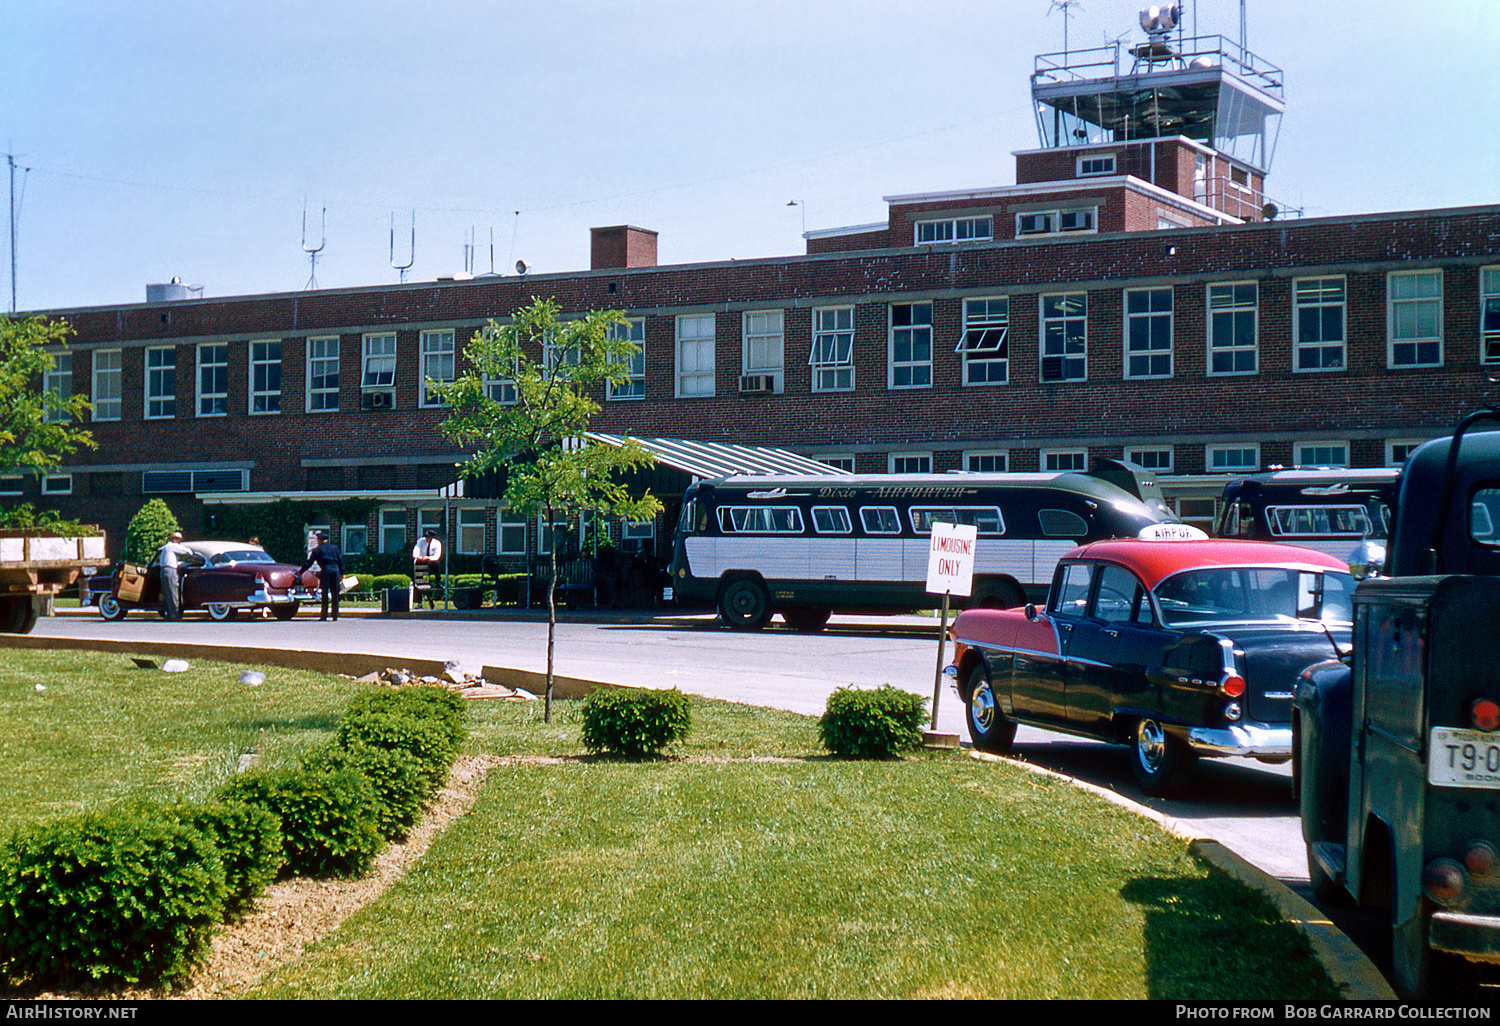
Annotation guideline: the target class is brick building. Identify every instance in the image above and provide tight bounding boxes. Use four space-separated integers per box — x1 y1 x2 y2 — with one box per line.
18 21 1500 564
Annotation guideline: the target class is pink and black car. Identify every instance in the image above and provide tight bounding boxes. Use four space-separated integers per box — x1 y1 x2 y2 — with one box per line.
95 541 320 621
945 538 1355 796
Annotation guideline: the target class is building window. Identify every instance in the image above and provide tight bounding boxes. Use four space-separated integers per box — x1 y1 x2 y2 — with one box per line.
362 333 397 407
914 216 992 244
1017 208 1096 236
146 347 176 419
965 451 1009 472
420 330 455 406
1387 440 1425 466
142 468 248 494
1125 287 1173 379
499 509 527 554
307 336 339 412
92 349 121 421
1482 267 1500 364
250 340 282 414
810 307 855 392
889 302 932 388
342 524 368 557
1126 447 1174 473
379 509 407 553
458 508 486 554
815 454 855 472
890 452 932 474
1388 269 1443 368
0 476 21 495
1077 154 1116 176
419 508 443 539
607 318 646 400
41 474 71 496
484 371 517 405
1207 444 1260 473
675 314 715 397
958 298 1008 385
741 311 783 392
195 344 228 416
43 353 73 423
1294 277 1345 371
1041 293 1087 382
1208 283 1258 375
537 514 579 556
1043 449 1087 472
1296 441 1349 468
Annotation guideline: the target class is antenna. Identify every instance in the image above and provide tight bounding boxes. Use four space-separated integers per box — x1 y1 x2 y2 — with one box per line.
476 226 500 277
1047 0 1083 57
301 203 326 290
390 210 414 283
463 226 475 276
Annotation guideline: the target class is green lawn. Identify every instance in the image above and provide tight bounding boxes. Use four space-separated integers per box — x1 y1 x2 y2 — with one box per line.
0 651 1342 1000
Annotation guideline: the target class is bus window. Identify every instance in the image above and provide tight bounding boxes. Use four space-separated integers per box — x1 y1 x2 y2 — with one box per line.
1471 488 1500 543
1267 505 1371 537
860 506 901 534
721 506 804 533
908 506 1005 535
811 506 853 534
678 500 697 534
1038 508 1088 538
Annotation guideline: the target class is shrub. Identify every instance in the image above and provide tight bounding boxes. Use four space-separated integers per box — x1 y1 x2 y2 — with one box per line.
305 742 428 841
167 800 284 920
819 685 927 759
0 806 226 991
123 498 181 564
348 573 412 595
219 766 385 879
580 687 692 758
336 711 455 797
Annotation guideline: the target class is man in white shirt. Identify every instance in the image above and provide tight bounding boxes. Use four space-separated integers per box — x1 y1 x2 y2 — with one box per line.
412 529 443 608
156 531 193 621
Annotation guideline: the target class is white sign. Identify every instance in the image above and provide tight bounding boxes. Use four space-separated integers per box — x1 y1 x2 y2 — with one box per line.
926 522 977 597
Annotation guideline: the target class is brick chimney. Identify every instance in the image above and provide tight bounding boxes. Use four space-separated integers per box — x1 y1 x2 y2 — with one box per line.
590 225 658 270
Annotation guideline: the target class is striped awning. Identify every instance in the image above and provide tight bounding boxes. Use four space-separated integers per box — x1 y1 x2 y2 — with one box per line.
585 434 850 479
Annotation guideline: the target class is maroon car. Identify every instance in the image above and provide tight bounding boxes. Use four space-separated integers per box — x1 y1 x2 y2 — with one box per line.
96 541 320 621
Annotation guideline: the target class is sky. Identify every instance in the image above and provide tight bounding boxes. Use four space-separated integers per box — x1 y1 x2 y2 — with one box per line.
2 0 1497 313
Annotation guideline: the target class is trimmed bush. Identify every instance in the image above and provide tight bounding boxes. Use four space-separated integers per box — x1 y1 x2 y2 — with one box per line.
580 687 692 758
348 573 412 595
0 806 226 991
305 741 429 841
167 800 284 920
819 685 927 759
336 686 466 795
219 766 385 879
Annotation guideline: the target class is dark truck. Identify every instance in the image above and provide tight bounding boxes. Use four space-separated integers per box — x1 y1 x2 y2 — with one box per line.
1294 411 1500 998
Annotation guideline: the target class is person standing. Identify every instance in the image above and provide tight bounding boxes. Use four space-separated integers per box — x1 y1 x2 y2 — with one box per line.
412 528 443 609
299 530 345 621
157 531 193 621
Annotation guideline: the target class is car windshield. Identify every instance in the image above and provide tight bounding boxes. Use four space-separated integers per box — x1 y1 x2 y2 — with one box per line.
1154 567 1354 626
206 550 276 566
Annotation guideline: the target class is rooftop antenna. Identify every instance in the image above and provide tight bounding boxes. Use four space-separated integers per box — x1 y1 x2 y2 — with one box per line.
1048 0 1083 57
507 210 521 271
476 226 501 277
7 152 29 313
390 210 415 283
301 202 325 290
463 226 475 276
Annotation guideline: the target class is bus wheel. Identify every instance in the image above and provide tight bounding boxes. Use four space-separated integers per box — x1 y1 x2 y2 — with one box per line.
782 607 831 632
718 578 771 630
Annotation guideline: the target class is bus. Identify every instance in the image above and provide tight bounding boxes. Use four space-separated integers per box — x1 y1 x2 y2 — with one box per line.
669 461 1203 630
1213 468 1399 567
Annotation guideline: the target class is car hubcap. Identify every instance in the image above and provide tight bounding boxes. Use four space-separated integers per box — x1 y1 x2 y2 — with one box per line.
1137 719 1168 772
970 680 995 733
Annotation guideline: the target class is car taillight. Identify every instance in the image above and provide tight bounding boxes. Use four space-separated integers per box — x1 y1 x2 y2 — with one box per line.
255 574 267 587
1472 698 1500 732
1219 673 1246 698
1422 858 1468 906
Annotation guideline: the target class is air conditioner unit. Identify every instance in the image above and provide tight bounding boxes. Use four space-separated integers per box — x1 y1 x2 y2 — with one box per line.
361 391 394 410
739 374 773 394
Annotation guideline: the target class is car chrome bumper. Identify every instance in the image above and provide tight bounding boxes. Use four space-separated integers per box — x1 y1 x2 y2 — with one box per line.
1187 724 1292 757
250 589 309 604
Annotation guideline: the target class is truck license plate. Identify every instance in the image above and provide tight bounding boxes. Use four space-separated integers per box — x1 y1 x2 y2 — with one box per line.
1430 727 1500 788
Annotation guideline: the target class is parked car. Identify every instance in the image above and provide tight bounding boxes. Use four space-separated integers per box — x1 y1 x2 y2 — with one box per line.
944 538 1355 796
95 541 320 621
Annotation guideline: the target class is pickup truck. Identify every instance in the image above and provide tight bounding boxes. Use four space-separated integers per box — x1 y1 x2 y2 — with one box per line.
1294 411 1500 998
0 528 106 633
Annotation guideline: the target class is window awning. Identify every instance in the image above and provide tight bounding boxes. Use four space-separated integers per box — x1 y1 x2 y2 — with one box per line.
585 434 851 479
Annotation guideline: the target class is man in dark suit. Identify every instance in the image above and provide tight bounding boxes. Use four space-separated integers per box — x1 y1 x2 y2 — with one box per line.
299 531 345 621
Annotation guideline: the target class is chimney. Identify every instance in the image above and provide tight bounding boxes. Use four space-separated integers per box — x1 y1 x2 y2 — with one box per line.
590 225 658 270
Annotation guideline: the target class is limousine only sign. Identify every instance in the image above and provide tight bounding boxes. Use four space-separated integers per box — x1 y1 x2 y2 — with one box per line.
926 522 977 598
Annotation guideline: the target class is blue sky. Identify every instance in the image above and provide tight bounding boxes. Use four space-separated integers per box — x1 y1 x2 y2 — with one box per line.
3 0 1497 312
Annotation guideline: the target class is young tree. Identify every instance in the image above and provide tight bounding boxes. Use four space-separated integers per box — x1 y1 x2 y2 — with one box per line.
0 316 95 476
123 499 182 564
438 297 661 720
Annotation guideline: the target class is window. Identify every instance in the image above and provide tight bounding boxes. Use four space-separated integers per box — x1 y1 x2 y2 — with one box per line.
1294 278 1345 371
142 468 248 494
965 451 1009 472
499 510 527 554
889 303 932 388
810 307 855 392
1125 287 1173 378
458 508 486 554
1043 450 1087 472
92 349 121 421
741 311 783 392
362 333 397 404
889 453 932 474
420 330 455 406
607 318 646 399
811 506 853 534
1483 267 1500 364
41 474 71 496
250 340 282 414
909 506 1005 535
307 336 339 412
43 353 73 423
375 510 406 553
1387 439 1425 466
1077 154 1116 176
146 347 176 419
1295 441 1349 468
1017 208 1095 236
815 455 855 472
0 476 20 495
720 506 804 534
1388 269 1442 367
1207 444 1260 473
342 524 368 557
419 508 443 542
1208 283 1257 375
914 216 992 244
194 345 228 416
1126 447 1174 473
675 314 715 397
621 518 655 551
860 506 901 534
958 298 1008 385
1041 293 1087 382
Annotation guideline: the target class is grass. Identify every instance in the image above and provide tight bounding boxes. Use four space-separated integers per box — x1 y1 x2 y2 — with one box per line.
0 652 1343 1000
